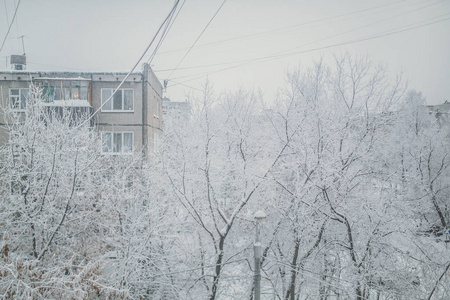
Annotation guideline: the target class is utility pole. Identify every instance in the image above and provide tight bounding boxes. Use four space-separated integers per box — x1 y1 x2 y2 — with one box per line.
254 210 267 300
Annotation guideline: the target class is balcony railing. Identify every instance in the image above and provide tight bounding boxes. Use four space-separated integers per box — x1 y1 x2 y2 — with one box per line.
34 78 91 105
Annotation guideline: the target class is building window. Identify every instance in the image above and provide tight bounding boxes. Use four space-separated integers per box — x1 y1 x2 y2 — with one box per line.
102 132 133 154
34 79 89 102
101 89 133 112
9 88 29 110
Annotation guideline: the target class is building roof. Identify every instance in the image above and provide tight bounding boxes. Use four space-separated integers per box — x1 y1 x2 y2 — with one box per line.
0 70 142 76
428 101 450 114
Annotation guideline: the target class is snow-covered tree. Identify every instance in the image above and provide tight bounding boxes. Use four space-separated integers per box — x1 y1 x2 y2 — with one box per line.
0 85 175 299
259 55 450 300
161 84 288 299
2 55 449 300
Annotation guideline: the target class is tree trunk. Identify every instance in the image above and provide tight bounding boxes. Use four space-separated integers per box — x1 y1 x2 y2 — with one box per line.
285 237 300 300
209 236 225 300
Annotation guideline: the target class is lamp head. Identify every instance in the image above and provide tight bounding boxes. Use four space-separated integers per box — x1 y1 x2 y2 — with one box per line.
254 210 267 222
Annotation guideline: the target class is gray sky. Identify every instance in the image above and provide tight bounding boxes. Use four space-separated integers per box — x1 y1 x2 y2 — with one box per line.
1 0 449 104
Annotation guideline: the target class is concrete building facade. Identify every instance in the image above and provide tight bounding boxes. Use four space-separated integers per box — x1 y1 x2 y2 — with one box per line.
0 63 162 161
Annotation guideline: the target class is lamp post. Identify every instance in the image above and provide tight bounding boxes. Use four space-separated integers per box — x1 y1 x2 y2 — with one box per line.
254 210 267 300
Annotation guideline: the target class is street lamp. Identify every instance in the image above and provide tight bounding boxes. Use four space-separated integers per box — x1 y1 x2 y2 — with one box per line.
254 210 267 300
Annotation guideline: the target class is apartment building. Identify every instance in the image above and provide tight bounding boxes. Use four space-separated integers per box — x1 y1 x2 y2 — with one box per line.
0 63 163 161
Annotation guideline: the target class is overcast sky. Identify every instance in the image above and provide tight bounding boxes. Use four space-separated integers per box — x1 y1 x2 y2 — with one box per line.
1 0 449 104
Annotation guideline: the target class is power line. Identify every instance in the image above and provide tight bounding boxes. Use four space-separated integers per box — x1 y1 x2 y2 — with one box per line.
158 0 443 75
3 0 9 23
303 13 450 56
3 0 10 33
167 13 450 88
2 0 12 54
166 0 228 79
175 13 448 83
273 0 444 56
147 0 187 64
169 80 203 92
0 0 21 54
155 0 415 57
147 12 175 64
14 0 20 40
165 0 187 36
25 2 181 85
76 0 180 129
154 60 244 72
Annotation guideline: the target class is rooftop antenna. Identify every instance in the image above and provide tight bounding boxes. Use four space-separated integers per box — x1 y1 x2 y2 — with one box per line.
10 36 26 70
18 35 25 55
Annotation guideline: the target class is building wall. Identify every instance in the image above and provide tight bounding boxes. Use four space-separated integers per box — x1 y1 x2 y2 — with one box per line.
97 124 143 153
142 64 163 157
0 74 31 111
0 75 32 145
0 65 163 162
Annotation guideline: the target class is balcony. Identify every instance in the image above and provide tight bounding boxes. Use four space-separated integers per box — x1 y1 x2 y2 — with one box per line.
34 78 93 126
34 77 91 106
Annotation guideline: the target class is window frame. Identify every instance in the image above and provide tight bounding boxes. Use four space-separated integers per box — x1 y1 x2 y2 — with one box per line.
34 79 90 102
101 88 134 112
101 131 134 155
9 88 29 111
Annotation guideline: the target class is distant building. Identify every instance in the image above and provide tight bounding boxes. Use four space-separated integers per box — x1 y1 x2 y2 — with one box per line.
162 97 190 119
0 63 163 162
427 100 450 126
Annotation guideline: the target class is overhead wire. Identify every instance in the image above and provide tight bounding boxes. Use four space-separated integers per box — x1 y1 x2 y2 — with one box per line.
340 12 450 44
8 1 182 72
146 0 184 64
75 0 180 129
273 0 444 56
156 0 410 57
147 15 174 64
2 0 13 53
147 0 186 64
13 0 19 38
155 61 236 72
164 0 187 36
292 12 450 58
169 80 203 92
157 2 440 76
0 0 21 54
166 0 228 80
3 0 9 24
166 11 450 89
160 0 443 75
171 14 449 85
